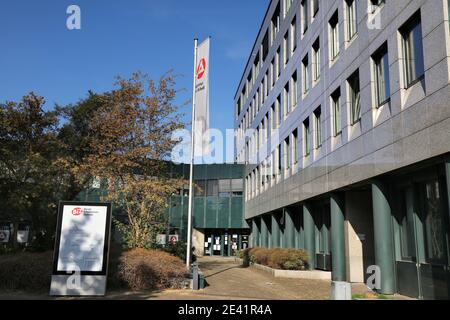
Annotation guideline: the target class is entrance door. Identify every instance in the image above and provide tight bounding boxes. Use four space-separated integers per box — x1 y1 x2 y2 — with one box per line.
394 179 450 299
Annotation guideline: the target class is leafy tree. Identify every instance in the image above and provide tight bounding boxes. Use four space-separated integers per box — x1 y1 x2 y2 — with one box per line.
75 72 186 249
0 93 64 249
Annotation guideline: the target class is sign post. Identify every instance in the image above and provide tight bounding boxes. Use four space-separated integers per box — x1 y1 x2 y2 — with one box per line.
50 201 112 296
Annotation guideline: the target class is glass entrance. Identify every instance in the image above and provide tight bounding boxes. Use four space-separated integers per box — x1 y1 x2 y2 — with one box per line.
394 178 450 299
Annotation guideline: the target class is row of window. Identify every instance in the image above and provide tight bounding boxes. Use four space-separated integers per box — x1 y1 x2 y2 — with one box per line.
244 9 426 199
178 179 244 197
237 4 425 164
237 0 388 149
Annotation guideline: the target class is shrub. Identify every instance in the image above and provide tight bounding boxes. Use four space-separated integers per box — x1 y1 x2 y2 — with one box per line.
244 247 309 271
115 248 188 290
0 251 53 292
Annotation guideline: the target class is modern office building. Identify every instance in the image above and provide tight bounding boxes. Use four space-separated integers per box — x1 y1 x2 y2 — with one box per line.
234 0 450 299
77 163 249 257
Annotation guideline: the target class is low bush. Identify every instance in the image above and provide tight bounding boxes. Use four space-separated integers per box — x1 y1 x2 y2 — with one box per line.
0 251 53 292
115 248 188 290
238 247 309 271
0 245 188 292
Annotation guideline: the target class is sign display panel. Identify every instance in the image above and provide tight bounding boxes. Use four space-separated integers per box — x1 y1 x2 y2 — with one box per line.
52 202 112 275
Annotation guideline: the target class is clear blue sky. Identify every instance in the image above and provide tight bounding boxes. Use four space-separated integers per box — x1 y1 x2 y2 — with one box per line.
0 0 269 133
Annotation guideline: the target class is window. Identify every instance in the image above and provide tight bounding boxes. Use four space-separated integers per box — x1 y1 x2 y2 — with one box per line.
277 145 282 176
262 30 269 62
195 180 206 196
284 137 291 170
277 47 281 77
283 32 289 66
206 180 219 196
331 89 341 136
303 118 310 157
370 0 385 14
293 129 298 164
271 103 276 130
271 3 281 44
372 43 391 106
346 0 357 41
271 58 276 87
313 38 321 81
291 16 297 53
301 0 309 34
302 55 310 94
218 179 231 197
276 95 282 127
329 11 339 61
314 107 322 149
291 72 298 109
312 0 319 17
400 12 424 88
283 83 290 118
284 0 294 17
348 70 361 125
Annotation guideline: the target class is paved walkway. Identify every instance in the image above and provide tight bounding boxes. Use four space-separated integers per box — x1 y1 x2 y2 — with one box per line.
0 256 413 300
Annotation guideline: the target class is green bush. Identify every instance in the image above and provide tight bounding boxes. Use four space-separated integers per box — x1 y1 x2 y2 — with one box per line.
243 247 309 271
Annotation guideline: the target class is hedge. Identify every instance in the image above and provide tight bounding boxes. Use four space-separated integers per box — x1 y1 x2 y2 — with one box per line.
237 247 309 270
0 246 188 292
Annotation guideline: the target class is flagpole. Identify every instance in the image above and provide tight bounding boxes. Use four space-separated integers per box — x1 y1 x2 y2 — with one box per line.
186 38 198 270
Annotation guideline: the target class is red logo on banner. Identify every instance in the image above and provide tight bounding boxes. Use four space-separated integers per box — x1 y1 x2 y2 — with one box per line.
196 58 207 80
170 235 178 244
72 207 82 216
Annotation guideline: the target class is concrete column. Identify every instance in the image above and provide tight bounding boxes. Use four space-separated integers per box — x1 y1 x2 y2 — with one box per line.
303 203 315 270
261 216 269 248
371 181 395 295
210 233 214 256
330 194 346 282
271 213 280 248
251 219 258 247
284 208 296 248
220 234 225 256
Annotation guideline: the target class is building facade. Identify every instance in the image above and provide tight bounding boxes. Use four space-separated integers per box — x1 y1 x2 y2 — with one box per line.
234 0 450 299
77 163 249 257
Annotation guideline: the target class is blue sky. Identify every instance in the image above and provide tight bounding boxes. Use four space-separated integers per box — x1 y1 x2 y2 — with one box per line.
0 0 269 133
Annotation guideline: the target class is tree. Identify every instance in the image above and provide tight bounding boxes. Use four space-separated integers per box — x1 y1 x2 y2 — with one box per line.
76 72 186 249
0 93 65 249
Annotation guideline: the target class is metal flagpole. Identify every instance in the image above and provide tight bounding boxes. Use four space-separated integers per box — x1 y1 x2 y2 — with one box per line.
186 38 198 270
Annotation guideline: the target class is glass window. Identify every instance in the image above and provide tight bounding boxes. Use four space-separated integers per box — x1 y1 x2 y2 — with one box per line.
401 12 424 87
421 181 446 264
291 16 297 53
195 180 206 196
312 0 319 17
303 118 310 157
284 137 291 170
313 38 321 81
302 0 309 34
370 0 385 14
329 11 339 60
206 180 218 196
283 83 290 118
314 107 322 149
346 0 357 41
372 43 391 106
293 129 298 164
291 72 298 109
283 32 289 66
348 70 361 125
398 189 417 260
331 89 341 136
302 54 310 94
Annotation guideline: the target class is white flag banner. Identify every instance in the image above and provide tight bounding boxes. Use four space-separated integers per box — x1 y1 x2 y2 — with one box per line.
194 38 210 157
